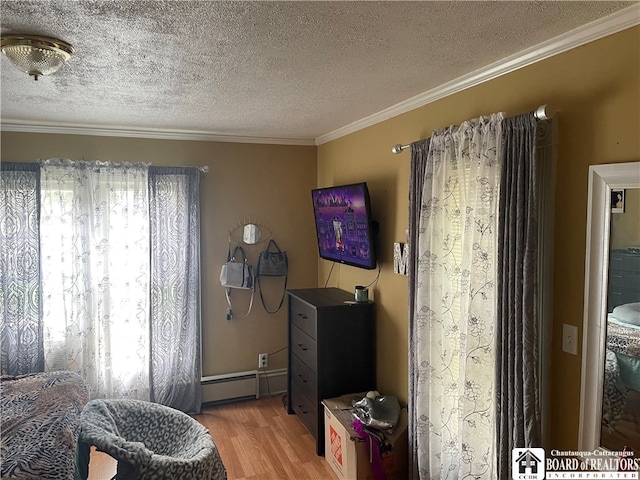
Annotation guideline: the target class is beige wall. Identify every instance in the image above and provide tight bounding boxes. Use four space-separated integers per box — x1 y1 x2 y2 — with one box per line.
318 26 640 450
0 133 318 375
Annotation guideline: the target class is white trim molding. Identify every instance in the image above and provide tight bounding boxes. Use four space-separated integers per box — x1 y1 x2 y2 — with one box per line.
316 5 640 146
579 162 640 452
0 121 317 147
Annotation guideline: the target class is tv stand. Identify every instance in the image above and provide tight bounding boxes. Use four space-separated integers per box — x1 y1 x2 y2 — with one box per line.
286 287 376 456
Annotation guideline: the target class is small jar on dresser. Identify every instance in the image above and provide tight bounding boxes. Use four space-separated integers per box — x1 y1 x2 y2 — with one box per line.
287 287 376 456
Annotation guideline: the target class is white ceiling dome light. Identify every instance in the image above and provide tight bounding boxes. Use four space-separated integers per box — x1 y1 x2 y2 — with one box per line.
1 34 74 80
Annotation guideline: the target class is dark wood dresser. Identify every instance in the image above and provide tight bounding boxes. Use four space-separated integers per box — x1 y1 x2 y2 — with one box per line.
608 249 640 312
286 288 376 455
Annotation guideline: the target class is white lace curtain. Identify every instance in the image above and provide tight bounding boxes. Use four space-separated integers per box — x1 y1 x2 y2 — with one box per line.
412 114 503 478
40 159 151 400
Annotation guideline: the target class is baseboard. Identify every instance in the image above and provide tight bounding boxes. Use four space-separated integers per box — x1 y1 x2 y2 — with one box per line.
200 368 288 406
201 370 259 406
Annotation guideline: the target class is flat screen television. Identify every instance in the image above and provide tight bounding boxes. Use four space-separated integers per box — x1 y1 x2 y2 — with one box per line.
311 182 378 270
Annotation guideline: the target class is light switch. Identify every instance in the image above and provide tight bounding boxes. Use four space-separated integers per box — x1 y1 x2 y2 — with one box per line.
562 324 578 355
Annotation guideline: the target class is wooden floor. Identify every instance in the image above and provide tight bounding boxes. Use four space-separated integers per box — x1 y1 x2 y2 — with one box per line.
87 394 338 480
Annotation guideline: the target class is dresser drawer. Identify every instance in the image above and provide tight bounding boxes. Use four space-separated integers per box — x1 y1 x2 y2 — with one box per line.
291 383 317 439
610 252 640 273
291 354 317 401
608 289 640 310
609 270 640 291
289 296 317 339
291 324 317 370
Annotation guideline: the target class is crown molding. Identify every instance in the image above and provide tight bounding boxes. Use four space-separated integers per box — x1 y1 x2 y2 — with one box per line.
0 121 317 147
315 5 640 146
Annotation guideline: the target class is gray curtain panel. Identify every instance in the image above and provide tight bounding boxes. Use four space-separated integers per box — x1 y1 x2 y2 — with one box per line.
149 167 202 414
496 112 542 477
408 139 428 480
0 163 43 375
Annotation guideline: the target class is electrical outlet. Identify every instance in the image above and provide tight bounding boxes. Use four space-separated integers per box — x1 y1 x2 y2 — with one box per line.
562 324 578 355
258 353 268 369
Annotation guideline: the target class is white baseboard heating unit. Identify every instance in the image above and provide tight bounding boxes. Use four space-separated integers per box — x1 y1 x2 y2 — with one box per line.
201 370 259 405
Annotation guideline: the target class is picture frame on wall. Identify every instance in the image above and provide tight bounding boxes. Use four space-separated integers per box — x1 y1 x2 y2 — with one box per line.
611 189 625 213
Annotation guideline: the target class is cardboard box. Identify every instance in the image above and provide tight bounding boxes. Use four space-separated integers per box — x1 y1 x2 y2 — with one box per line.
322 393 408 480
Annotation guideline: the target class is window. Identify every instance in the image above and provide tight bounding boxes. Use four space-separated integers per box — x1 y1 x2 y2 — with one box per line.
2 161 203 412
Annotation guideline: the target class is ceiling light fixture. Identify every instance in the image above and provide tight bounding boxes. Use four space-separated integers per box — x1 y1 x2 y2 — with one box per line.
0 34 74 81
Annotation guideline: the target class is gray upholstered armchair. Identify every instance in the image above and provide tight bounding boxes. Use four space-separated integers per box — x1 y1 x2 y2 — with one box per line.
77 399 226 480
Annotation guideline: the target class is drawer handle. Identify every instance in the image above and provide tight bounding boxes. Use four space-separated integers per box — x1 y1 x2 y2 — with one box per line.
297 343 308 351
297 374 307 383
610 274 624 278
611 292 622 295
297 313 308 319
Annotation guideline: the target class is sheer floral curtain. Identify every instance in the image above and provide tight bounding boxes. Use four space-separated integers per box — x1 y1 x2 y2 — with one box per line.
412 114 503 478
40 159 151 400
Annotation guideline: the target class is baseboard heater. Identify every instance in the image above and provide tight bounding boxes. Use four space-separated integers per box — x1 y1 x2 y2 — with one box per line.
201 370 259 405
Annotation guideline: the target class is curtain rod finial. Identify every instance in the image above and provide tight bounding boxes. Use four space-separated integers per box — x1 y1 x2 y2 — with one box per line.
392 144 405 154
534 104 552 121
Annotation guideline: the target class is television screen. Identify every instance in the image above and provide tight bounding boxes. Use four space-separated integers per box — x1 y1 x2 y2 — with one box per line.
311 182 377 270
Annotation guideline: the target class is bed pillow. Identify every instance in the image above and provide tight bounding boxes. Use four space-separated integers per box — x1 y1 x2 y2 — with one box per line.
612 302 640 326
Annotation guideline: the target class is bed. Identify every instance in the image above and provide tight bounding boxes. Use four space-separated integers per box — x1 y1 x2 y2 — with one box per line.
607 303 640 392
602 302 640 429
0 371 89 480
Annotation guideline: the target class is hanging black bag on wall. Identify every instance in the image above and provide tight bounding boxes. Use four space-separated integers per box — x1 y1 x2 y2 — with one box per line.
256 239 288 313
257 240 288 276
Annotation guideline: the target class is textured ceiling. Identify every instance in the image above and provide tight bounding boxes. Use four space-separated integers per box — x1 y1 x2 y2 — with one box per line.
0 1 638 144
